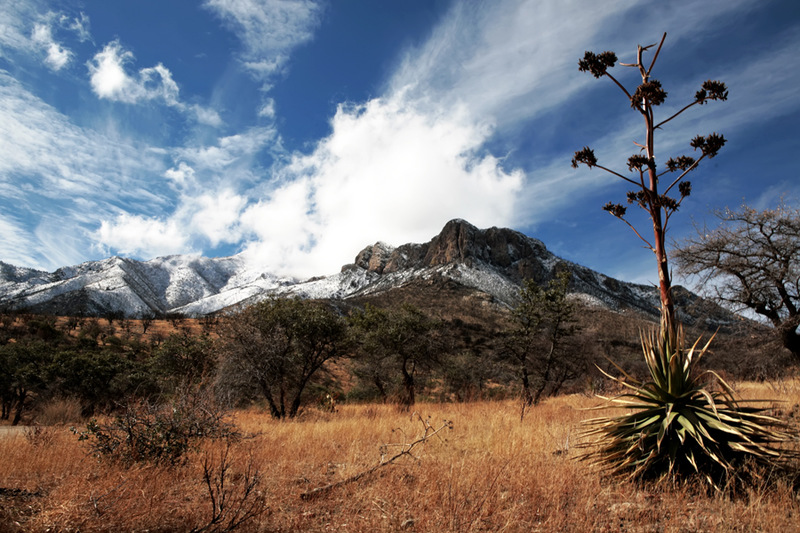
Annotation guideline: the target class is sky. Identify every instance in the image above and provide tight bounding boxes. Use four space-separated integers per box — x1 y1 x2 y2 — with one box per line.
1 0 799 289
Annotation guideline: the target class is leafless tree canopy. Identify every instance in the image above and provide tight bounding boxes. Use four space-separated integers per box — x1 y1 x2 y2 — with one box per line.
674 202 800 359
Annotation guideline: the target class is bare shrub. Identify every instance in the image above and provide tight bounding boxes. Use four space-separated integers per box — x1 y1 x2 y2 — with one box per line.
76 391 240 466
192 442 267 533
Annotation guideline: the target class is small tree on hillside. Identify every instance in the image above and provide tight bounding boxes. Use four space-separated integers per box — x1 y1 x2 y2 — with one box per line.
503 270 581 409
217 298 348 419
350 304 441 409
675 202 800 360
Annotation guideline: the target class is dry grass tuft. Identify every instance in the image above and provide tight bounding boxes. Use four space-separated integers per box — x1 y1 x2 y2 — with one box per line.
1 382 799 532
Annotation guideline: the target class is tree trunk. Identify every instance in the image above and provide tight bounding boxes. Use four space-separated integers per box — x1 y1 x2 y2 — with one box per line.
259 379 282 419
520 368 533 407
11 390 26 426
373 374 388 403
399 362 415 410
779 324 800 362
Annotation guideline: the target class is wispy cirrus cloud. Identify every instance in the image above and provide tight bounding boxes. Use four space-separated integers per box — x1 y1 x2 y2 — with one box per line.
0 3 90 70
203 0 323 82
0 70 173 268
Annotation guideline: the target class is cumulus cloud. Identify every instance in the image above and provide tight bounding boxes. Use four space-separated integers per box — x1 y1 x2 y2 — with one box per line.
164 162 195 188
87 40 222 126
97 214 193 258
238 95 524 278
95 186 249 258
31 21 71 70
187 190 248 247
203 0 323 81
88 41 179 104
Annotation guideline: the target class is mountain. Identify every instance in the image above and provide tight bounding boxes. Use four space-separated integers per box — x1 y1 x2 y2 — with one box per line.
0 219 729 327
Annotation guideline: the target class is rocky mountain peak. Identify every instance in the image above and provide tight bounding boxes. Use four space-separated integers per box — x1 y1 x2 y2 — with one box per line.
0 219 736 330
352 242 396 274
351 219 555 285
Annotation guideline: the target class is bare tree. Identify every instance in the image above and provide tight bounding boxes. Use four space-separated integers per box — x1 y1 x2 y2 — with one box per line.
675 202 800 360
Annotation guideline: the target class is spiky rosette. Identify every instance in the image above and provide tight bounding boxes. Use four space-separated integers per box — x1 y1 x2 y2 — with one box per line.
579 316 798 490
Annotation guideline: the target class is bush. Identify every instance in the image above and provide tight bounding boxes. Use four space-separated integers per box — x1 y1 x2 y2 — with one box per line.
76 391 240 466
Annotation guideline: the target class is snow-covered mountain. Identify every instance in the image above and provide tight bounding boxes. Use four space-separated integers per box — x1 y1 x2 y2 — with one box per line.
0 219 721 324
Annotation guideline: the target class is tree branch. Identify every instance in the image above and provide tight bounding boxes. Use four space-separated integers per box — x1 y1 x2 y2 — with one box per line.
300 415 452 501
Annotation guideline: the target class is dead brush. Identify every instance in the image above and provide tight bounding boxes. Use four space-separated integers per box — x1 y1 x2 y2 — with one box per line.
300 412 452 501
191 442 267 533
23 425 57 448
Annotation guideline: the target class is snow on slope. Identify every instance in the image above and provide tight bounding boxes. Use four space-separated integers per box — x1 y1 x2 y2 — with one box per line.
0 220 673 319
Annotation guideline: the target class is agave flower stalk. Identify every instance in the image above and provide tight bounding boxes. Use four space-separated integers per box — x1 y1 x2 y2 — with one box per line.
572 33 727 336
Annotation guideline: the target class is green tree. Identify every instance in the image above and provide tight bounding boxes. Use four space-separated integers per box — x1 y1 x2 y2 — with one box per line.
50 348 157 415
350 304 440 409
0 341 51 425
154 332 216 389
217 298 348 419
504 270 580 407
675 202 800 360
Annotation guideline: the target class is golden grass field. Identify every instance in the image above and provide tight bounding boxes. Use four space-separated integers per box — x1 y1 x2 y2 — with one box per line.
2 380 800 532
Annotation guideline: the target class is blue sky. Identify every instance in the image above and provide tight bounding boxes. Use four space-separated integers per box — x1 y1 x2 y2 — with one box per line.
1 0 799 288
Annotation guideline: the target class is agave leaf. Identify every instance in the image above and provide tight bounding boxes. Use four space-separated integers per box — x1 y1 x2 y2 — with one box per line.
656 405 677 450
580 317 792 488
596 360 641 388
681 409 717 443
685 449 699 472
697 388 721 420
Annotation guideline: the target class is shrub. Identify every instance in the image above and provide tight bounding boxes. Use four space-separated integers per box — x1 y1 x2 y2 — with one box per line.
76 391 239 466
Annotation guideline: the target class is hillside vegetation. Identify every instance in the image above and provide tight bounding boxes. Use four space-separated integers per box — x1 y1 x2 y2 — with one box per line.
2 390 800 532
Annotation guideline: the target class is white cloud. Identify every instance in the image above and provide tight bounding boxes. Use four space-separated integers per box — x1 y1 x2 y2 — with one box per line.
0 214 42 269
238 95 524 278
1 7 92 71
0 1 41 54
64 11 91 43
0 71 174 269
97 214 193 258
257 98 276 119
192 105 224 127
187 190 248 247
31 21 71 70
87 40 222 126
88 41 179 104
177 127 277 171
203 0 323 81
164 162 195 188
94 187 248 258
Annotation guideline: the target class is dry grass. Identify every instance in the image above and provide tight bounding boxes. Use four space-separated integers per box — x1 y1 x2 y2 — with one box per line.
1 381 799 532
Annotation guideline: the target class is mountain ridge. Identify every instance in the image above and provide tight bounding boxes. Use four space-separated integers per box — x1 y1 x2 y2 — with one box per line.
0 219 728 327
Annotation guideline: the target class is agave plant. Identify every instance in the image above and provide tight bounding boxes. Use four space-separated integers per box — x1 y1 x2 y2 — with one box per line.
580 315 797 490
